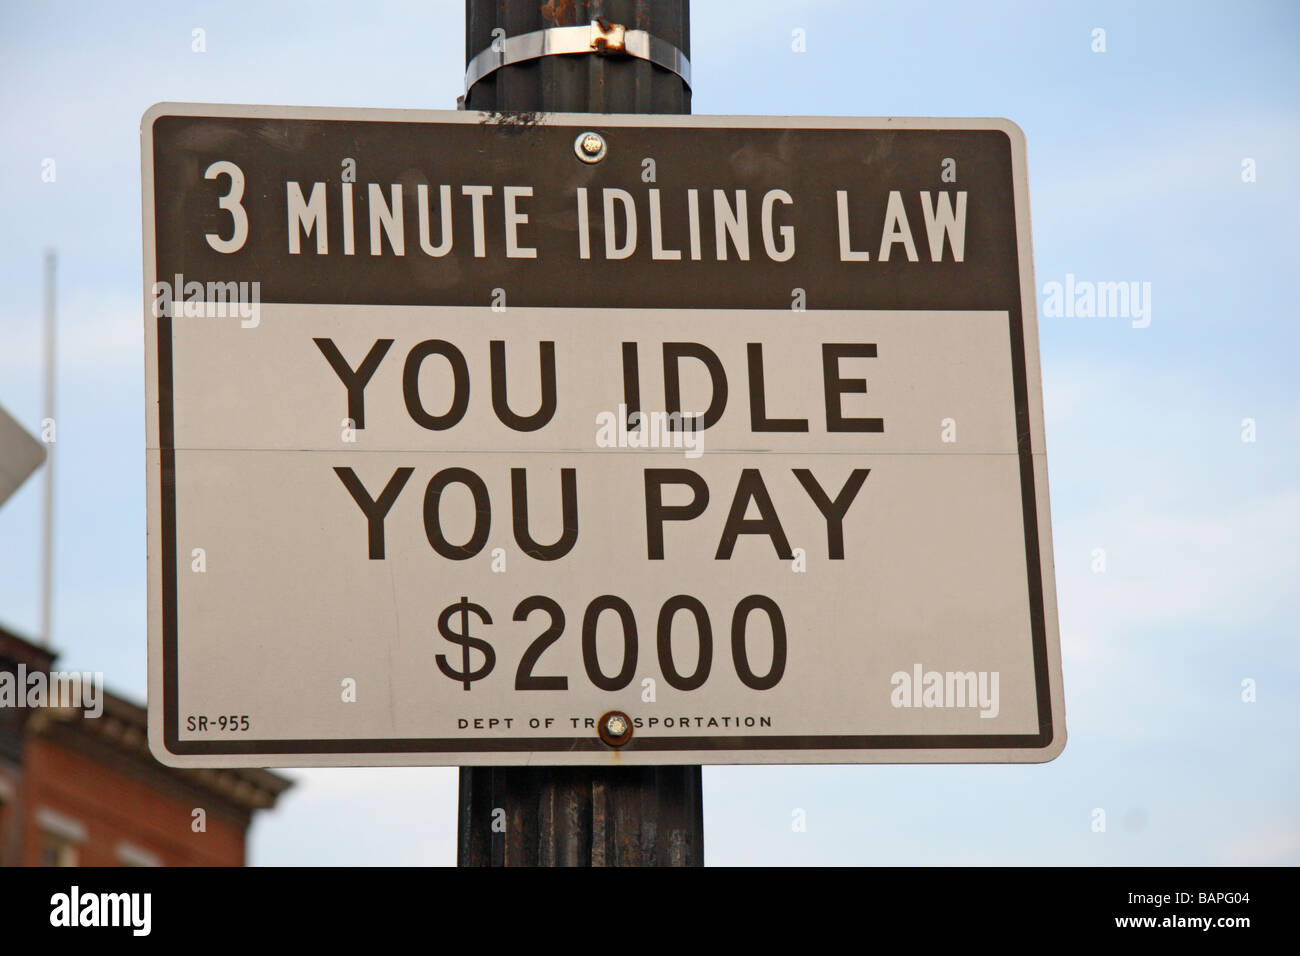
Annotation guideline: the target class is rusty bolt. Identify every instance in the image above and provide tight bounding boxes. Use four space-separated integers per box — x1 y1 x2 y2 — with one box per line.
598 710 633 746
575 131 607 164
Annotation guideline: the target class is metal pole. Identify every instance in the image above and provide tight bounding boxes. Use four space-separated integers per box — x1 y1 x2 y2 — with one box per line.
40 250 56 647
458 0 702 867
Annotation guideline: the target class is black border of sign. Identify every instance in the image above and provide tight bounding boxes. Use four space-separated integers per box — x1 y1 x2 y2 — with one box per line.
154 117 1053 759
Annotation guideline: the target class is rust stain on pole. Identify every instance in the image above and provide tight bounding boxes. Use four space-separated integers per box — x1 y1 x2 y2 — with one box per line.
539 0 576 24
464 0 690 115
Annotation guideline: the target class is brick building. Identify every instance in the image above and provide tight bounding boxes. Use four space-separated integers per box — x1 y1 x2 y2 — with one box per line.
0 625 290 866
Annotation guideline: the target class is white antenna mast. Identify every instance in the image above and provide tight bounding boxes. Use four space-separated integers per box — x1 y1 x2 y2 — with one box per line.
40 249 56 647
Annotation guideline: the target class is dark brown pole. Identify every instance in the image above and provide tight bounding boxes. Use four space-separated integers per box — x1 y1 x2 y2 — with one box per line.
457 0 701 867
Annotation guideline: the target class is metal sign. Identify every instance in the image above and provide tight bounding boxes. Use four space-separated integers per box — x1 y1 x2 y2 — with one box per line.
142 104 1064 767
0 404 45 508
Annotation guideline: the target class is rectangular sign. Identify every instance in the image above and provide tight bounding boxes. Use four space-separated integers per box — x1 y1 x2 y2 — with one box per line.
142 104 1064 766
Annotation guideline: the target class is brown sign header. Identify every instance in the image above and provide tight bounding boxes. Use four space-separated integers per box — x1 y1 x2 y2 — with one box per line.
149 114 1019 311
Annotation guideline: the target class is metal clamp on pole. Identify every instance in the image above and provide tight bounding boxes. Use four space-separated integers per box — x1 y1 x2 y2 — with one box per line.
464 19 692 100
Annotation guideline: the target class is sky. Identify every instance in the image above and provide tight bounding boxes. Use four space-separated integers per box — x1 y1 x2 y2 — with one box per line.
1 0 1297 865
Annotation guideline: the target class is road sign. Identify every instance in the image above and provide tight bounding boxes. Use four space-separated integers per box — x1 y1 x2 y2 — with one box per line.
0 404 45 508
142 104 1064 767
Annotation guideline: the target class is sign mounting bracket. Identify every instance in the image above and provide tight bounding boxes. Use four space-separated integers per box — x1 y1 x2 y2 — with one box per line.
463 19 693 100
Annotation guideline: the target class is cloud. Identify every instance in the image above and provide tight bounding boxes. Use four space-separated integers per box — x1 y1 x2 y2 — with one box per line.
0 295 141 384
1043 377 1086 427
252 767 458 866
1060 491 1300 633
1032 110 1300 224
1220 824 1300 865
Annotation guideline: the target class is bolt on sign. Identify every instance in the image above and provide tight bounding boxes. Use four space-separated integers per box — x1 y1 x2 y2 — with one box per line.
142 104 1065 767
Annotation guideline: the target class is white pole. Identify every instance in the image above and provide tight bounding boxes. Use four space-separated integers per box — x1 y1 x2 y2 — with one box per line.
41 249 55 647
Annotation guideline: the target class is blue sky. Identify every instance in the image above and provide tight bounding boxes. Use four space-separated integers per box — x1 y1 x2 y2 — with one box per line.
1 0 1297 864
